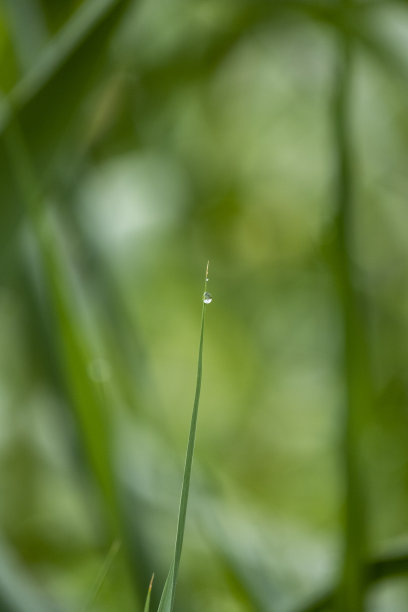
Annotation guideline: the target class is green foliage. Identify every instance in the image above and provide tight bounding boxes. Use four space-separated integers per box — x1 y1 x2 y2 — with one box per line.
1 1 408 611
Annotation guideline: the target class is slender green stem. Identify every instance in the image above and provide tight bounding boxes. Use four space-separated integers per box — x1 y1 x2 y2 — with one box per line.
333 3 370 610
144 574 154 612
171 264 209 603
172 308 205 594
157 263 210 612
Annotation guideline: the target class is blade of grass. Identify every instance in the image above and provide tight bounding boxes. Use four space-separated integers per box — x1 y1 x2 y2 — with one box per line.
3 111 118 515
0 0 131 258
2 0 129 128
157 262 211 612
144 574 154 612
2 112 146 605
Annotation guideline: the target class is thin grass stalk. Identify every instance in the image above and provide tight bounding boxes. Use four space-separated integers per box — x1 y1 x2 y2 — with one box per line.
157 264 210 612
143 574 154 612
333 2 369 610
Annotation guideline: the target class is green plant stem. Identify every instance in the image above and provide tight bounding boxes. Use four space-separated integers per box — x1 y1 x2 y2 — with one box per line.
333 2 370 610
173 307 206 590
157 266 209 612
144 574 154 612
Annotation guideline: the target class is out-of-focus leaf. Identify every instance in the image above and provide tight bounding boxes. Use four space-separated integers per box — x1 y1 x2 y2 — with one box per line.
2 111 140 603
0 0 132 254
293 550 408 612
1 0 48 72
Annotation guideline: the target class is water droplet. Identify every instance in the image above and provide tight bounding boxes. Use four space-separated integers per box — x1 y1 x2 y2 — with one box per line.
203 292 213 304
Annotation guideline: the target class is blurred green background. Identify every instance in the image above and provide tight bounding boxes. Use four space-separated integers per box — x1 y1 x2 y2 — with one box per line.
1 0 408 610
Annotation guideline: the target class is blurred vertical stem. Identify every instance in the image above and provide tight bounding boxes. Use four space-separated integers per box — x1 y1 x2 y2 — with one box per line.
2 108 144 602
333 2 369 611
2 103 120 512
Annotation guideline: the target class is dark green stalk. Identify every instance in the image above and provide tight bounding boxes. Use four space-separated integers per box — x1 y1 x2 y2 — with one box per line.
333 3 370 611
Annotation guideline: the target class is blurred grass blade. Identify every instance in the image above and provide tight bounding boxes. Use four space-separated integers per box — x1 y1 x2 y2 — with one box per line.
5 0 128 119
332 3 369 609
157 264 210 612
81 540 121 612
143 574 154 612
2 0 48 72
3 113 142 605
0 0 131 254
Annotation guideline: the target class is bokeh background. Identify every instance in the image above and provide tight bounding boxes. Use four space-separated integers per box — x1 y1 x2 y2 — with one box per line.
1 0 408 611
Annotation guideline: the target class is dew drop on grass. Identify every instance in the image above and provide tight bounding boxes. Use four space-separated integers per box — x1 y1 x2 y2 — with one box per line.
203 292 213 304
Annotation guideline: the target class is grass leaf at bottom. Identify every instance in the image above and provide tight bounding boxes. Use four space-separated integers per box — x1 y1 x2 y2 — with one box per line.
144 574 155 612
